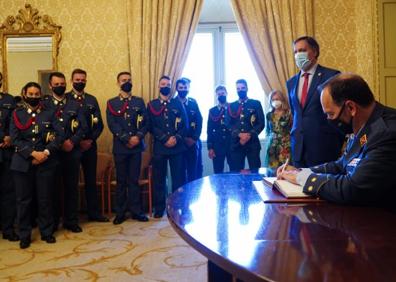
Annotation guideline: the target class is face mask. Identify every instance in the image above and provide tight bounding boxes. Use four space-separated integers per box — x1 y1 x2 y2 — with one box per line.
121 81 132 93
271 100 282 109
295 52 311 70
25 97 41 107
52 85 66 96
177 90 188 99
218 95 227 104
237 90 247 99
327 103 353 135
73 82 86 92
160 86 171 96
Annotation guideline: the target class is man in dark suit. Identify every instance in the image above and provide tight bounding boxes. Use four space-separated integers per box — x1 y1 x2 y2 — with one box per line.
278 73 396 207
175 78 202 182
207 85 231 173
147 75 187 218
287 36 344 167
0 72 18 241
106 72 149 224
227 79 265 172
67 69 108 223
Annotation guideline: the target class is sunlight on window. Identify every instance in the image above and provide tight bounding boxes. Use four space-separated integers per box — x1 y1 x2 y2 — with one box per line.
182 33 214 140
182 29 266 140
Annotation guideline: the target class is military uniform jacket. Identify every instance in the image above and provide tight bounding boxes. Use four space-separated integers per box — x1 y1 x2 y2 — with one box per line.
106 95 148 154
147 97 187 155
42 95 88 145
303 103 396 206
10 103 64 172
207 104 231 154
0 92 16 162
66 91 104 141
181 97 202 141
226 98 265 149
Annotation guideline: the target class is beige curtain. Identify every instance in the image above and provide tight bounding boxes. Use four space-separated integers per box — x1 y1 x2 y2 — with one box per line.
231 0 314 96
126 0 203 102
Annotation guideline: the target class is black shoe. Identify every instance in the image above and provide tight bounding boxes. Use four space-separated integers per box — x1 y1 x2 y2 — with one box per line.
131 213 149 222
113 216 126 225
153 211 164 218
88 215 110 222
20 238 31 249
63 224 83 233
41 235 56 244
3 232 20 242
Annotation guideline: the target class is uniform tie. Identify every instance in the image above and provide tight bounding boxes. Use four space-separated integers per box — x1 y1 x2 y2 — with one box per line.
300 73 310 107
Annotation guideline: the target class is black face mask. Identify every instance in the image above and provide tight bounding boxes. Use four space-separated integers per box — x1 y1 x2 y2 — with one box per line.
52 86 66 96
177 90 188 98
160 86 171 96
73 82 86 92
237 90 247 99
218 95 227 104
25 97 41 107
121 81 132 93
327 102 353 135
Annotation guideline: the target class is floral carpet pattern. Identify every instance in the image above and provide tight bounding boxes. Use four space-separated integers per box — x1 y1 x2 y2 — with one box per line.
0 217 207 282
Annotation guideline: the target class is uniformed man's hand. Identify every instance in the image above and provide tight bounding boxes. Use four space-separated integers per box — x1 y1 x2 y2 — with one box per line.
80 139 93 151
1 136 11 148
31 151 48 163
276 163 297 178
208 149 216 159
128 136 140 148
184 137 196 147
32 159 40 165
165 136 177 147
62 139 74 152
238 133 251 145
278 170 299 185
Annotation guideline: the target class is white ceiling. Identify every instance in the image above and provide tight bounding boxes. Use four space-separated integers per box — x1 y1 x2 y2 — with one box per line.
199 0 236 23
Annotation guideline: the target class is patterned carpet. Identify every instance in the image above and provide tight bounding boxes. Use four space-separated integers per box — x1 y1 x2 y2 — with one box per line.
0 217 207 282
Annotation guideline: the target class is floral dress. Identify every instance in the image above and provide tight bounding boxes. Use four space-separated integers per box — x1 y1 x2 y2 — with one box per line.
264 110 292 169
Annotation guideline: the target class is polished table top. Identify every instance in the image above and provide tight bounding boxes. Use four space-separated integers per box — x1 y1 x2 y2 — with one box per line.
167 173 396 282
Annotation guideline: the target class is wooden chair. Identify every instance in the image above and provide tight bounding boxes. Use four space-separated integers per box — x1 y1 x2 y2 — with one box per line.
107 151 153 218
78 152 113 216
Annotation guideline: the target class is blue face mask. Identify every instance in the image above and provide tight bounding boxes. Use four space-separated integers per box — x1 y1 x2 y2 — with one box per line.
295 52 310 70
160 86 171 96
217 95 227 104
121 81 132 93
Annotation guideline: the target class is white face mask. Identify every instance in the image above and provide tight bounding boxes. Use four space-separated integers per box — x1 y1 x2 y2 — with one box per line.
295 51 310 70
271 100 282 109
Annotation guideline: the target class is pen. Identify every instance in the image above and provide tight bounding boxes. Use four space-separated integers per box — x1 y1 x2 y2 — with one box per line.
281 158 289 174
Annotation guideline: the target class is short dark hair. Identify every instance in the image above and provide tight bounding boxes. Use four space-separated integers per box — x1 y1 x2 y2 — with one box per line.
71 68 87 79
215 85 227 93
236 79 248 87
321 73 375 107
294 36 320 58
175 78 189 88
22 82 41 94
159 75 171 82
49 72 65 83
117 71 131 81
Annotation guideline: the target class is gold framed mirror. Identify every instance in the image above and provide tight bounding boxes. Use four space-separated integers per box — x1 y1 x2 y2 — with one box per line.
0 3 61 94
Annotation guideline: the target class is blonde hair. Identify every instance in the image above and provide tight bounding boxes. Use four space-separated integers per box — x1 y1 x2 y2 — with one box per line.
268 90 289 111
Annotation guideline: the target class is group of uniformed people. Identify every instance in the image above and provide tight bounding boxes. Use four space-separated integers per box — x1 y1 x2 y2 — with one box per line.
0 69 265 249
0 69 108 249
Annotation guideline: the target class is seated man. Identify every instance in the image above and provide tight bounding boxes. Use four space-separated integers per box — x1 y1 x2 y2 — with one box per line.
278 73 396 206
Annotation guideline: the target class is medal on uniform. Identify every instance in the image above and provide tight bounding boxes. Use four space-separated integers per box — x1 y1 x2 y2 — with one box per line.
34 125 39 134
360 134 367 147
191 121 196 129
137 114 143 128
250 114 256 126
71 119 79 133
175 117 181 129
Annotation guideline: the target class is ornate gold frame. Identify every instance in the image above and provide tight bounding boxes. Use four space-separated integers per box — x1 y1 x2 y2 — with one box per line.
0 3 62 92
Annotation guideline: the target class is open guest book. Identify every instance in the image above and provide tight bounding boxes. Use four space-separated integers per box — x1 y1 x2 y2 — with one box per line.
253 177 324 203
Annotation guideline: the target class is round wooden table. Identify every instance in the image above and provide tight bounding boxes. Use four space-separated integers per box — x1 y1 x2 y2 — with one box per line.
167 173 396 282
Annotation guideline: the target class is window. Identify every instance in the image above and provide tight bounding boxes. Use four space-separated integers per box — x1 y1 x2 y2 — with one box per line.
182 24 266 140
